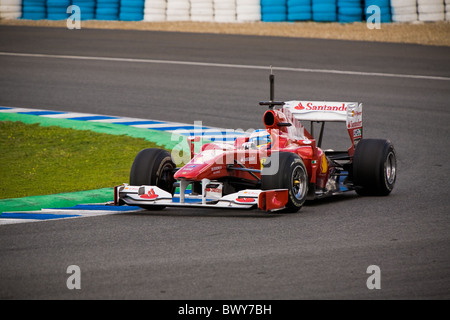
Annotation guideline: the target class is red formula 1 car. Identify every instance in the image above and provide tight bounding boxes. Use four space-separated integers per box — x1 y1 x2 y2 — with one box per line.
115 74 397 213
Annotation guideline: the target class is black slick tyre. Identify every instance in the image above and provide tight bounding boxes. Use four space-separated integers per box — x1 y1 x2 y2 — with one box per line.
261 152 308 212
353 139 397 196
129 148 176 210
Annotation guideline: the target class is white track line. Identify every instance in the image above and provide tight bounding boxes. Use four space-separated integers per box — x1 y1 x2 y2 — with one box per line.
0 219 39 225
42 112 102 118
1 51 449 81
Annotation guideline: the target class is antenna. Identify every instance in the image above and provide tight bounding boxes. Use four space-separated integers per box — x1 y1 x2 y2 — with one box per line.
259 66 284 109
269 65 274 102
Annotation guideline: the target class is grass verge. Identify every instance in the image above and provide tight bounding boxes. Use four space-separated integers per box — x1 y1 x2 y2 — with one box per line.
0 120 159 199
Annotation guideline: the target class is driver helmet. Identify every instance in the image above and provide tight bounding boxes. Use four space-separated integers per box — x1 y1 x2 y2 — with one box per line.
245 129 271 150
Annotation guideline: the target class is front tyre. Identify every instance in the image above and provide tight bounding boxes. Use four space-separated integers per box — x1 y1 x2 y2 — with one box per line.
129 148 176 210
353 139 397 196
261 152 308 212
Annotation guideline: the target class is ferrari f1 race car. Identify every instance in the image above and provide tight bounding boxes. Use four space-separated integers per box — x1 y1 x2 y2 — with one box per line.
114 74 397 213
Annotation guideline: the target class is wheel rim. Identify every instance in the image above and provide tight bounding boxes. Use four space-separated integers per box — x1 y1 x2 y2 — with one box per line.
385 151 396 185
292 166 307 201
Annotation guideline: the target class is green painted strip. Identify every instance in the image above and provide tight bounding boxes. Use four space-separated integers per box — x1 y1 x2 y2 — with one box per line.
0 188 113 214
0 111 189 213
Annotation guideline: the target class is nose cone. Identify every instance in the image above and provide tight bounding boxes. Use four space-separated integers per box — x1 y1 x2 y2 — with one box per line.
174 163 208 180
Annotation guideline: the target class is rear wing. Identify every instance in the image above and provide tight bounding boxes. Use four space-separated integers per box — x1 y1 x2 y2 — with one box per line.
282 100 361 124
282 101 363 154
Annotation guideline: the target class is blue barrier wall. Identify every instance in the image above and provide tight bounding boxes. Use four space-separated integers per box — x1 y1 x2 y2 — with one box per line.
287 0 312 21
3 1 448 23
96 0 120 21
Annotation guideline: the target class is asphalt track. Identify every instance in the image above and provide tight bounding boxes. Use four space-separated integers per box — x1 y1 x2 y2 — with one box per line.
0 26 449 300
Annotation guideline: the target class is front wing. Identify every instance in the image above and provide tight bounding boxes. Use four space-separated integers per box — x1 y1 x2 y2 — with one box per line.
114 185 289 212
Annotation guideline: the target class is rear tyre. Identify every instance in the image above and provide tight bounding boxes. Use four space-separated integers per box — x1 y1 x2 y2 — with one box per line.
130 148 176 210
353 139 397 196
261 152 308 212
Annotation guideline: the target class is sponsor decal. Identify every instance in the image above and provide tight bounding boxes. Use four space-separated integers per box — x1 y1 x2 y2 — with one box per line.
347 120 363 129
140 188 158 199
181 166 196 172
347 103 363 129
294 102 304 110
242 190 261 196
235 197 256 203
353 128 362 138
295 102 347 112
321 155 328 174
124 186 140 193
206 184 223 199
352 110 362 117
239 155 257 163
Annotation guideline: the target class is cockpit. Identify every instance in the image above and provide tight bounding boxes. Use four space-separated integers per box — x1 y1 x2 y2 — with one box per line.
243 130 271 150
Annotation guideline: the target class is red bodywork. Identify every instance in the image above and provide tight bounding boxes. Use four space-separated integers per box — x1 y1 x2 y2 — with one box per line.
174 108 331 190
